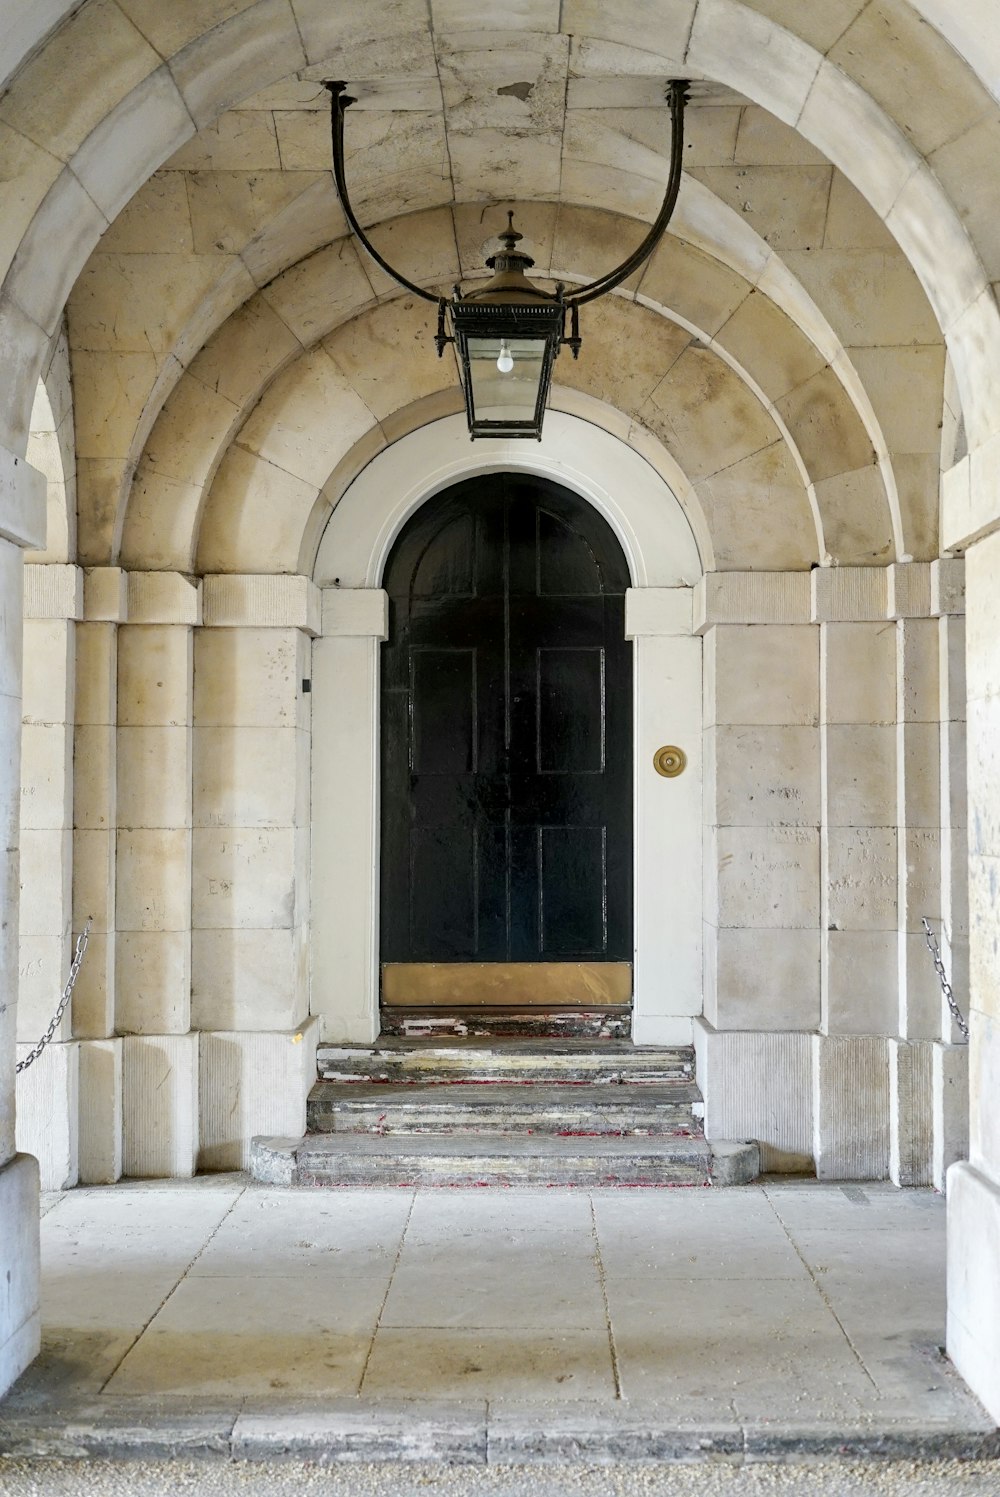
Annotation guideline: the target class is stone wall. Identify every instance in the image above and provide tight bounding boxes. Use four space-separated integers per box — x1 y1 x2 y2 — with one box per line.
16 565 320 1185
14 551 970 1188
696 565 968 1183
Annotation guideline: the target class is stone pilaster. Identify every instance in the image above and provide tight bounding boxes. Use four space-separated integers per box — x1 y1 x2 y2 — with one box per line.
891 566 942 1045
817 606 897 1037
192 575 317 1036
115 574 199 1037
310 586 386 1043
625 588 701 1046
71 566 127 1041
700 573 820 1036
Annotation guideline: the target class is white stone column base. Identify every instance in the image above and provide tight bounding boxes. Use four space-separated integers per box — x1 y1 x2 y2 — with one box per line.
123 1033 198 1178
0 1153 40 1398
889 1038 934 1187
947 1160 1000 1422
813 1034 889 1180
693 1019 812 1172
15 1040 79 1190
79 1037 123 1184
198 1018 320 1171
933 1041 969 1191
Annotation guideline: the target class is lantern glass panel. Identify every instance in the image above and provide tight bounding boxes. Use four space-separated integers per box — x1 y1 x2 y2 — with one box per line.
465 335 546 427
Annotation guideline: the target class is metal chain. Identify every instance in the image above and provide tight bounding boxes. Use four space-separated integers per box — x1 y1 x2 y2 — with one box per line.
15 917 92 1074
921 916 969 1042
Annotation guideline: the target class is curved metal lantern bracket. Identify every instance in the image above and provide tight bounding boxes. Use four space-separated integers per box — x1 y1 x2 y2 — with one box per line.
324 78 689 317
325 82 444 308
564 79 689 308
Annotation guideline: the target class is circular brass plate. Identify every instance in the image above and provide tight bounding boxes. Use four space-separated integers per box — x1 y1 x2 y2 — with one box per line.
653 744 686 778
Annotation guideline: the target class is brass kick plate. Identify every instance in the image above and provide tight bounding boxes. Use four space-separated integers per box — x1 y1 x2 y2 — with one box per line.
382 962 633 1007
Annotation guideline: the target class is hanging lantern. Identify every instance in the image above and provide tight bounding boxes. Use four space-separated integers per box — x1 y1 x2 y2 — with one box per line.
325 79 688 440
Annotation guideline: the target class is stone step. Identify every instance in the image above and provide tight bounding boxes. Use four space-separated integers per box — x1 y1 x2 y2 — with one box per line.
252 1132 715 1188
379 1007 632 1041
306 1081 701 1136
316 1039 694 1086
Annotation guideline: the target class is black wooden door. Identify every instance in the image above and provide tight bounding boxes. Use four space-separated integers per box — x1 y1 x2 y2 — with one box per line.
380 473 632 969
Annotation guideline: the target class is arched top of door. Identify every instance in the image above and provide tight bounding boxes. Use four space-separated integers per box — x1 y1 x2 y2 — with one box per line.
384 473 633 606
313 411 705 591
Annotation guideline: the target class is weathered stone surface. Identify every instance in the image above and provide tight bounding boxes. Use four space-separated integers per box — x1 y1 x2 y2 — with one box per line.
708 1140 761 1187
247 1136 296 1187
78 1037 123 1185
305 1081 700 1137
232 1403 487 1463
316 1040 693 1085
378 1007 632 1040
813 1034 890 1181
488 1407 743 1463
122 1034 198 1178
15 1041 79 1191
934 1042 970 1192
695 1021 813 1173
291 1132 713 1189
0 1154 39 1400
0 1402 237 1459
948 1160 1000 1423
742 1422 1000 1463
199 1022 318 1171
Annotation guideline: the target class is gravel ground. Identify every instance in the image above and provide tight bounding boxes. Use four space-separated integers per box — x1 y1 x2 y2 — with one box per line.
2 1461 1000 1497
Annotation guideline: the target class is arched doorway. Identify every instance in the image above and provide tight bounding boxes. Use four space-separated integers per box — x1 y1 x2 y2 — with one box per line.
311 411 703 1048
379 472 633 1018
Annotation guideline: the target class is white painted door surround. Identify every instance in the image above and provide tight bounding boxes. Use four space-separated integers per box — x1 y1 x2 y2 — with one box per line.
311 413 704 1045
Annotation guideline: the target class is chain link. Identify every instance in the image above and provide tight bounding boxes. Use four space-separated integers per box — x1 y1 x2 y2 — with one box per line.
921 916 969 1042
15 918 92 1074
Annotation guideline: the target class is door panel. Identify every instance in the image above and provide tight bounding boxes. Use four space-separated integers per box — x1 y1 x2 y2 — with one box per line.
536 647 605 773
410 648 478 775
539 825 607 955
409 824 477 957
381 472 632 982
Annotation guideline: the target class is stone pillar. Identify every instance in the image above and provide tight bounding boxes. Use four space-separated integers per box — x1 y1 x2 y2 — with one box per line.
73 567 126 1183
888 563 939 1184
932 558 970 1188
194 575 318 1166
116 572 200 1177
16 564 80 1189
625 588 701 1046
0 442 46 1397
310 587 386 1043
694 572 818 1168
947 524 1000 1420
813 568 894 1180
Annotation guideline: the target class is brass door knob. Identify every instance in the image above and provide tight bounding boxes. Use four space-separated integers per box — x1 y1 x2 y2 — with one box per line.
653 744 686 778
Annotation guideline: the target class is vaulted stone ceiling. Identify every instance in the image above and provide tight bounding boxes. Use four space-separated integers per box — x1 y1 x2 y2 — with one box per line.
4 1 999 575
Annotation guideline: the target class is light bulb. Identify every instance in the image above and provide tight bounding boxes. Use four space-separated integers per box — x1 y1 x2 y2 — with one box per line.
496 340 514 374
